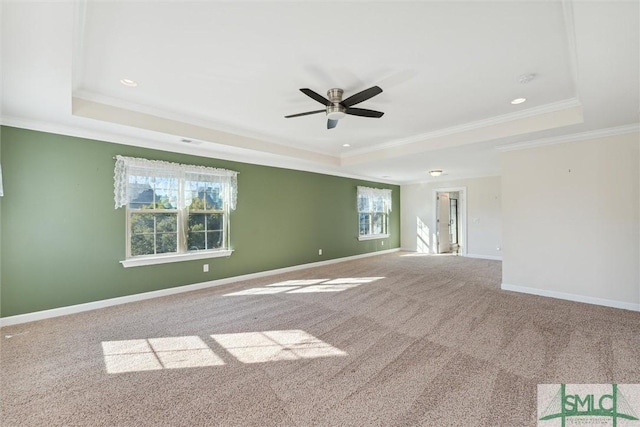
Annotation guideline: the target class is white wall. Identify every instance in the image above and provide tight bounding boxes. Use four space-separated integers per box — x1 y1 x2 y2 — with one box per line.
401 176 502 259
502 132 640 309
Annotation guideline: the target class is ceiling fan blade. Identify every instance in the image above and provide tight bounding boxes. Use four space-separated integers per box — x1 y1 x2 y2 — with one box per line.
341 86 383 107
285 109 325 118
300 88 331 106
345 108 384 118
327 119 338 129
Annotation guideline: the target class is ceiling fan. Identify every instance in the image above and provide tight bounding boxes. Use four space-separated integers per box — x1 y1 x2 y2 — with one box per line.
285 86 384 129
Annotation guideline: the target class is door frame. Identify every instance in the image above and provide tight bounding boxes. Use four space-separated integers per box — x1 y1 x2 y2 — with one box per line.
433 187 467 255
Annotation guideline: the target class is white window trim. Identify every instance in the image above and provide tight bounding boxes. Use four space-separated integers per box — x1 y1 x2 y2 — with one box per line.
114 155 238 267
121 249 234 268
357 186 392 240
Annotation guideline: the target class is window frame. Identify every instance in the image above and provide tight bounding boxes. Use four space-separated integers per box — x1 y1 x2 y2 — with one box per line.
115 156 237 268
357 186 391 241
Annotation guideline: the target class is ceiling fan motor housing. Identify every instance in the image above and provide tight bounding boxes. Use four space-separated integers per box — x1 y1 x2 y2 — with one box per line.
326 88 346 120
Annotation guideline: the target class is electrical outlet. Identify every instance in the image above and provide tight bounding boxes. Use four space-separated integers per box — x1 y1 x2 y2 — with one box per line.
381 241 384 246
318 249 322 256
203 264 209 272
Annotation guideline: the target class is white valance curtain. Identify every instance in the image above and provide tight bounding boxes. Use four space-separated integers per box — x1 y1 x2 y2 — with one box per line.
114 155 238 209
357 186 392 213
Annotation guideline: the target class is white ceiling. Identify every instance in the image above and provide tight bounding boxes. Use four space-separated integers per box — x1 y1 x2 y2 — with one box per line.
2 1 638 184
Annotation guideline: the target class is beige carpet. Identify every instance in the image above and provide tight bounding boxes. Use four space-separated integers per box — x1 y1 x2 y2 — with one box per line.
1 252 639 426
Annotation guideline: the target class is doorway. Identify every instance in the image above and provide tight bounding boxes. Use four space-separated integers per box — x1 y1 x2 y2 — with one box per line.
433 187 466 255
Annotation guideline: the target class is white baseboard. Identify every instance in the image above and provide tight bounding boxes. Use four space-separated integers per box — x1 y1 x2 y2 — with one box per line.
465 253 503 261
501 283 640 312
0 248 400 327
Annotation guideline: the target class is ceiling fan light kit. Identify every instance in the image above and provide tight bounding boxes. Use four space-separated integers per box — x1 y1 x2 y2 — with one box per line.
285 86 384 129
326 105 346 121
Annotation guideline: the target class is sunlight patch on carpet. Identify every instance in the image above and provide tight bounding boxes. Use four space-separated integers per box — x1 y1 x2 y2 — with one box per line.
102 331 347 373
223 277 385 296
211 330 347 363
102 336 224 374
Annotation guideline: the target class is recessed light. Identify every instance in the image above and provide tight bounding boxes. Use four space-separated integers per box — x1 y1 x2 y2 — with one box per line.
428 170 443 177
120 78 138 87
511 97 526 105
382 175 391 178
342 143 351 147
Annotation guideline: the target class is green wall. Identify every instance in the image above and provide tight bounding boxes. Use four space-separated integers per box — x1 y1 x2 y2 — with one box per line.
0 126 400 317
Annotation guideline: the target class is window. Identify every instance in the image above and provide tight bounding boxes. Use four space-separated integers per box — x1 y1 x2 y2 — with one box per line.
114 156 238 267
357 186 392 240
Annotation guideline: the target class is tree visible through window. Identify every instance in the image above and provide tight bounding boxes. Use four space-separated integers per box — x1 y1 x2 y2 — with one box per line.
129 177 179 256
114 156 238 260
186 182 224 251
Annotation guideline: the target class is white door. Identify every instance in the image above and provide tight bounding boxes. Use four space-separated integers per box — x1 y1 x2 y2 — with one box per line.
437 192 450 253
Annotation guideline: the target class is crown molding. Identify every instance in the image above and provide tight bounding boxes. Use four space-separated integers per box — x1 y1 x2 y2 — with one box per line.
495 123 640 152
0 115 400 185
73 90 337 159
341 98 582 159
71 97 342 166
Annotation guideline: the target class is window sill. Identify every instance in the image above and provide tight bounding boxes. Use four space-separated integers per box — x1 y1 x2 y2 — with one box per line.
121 250 234 268
358 234 390 241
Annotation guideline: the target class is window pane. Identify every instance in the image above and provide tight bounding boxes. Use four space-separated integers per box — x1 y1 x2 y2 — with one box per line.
359 213 370 235
187 213 223 251
357 195 369 212
204 185 224 210
131 234 154 257
187 232 206 251
188 197 201 210
187 182 223 211
206 213 222 231
372 198 384 213
131 213 155 234
129 187 155 209
153 177 179 209
156 233 177 254
130 213 178 256
189 213 205 230
373 213 386 235
155 190 177 209
156 214 177 233
207 231 223 249
128 175 179 209
188 214 205 251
